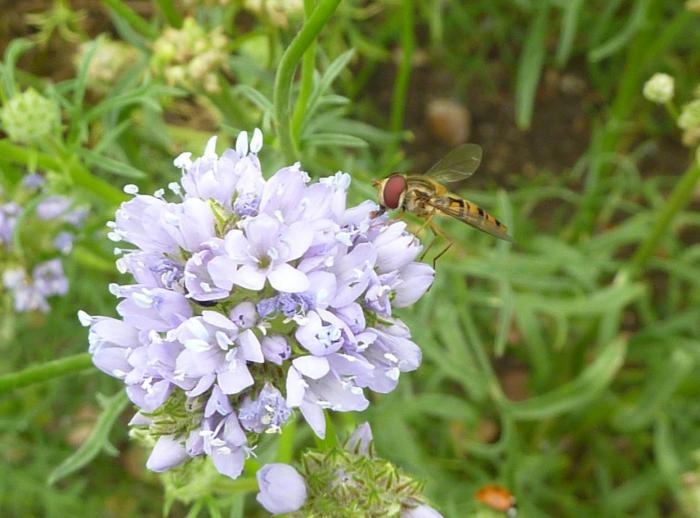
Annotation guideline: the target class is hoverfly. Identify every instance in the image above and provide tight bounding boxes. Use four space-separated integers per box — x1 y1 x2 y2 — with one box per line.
373 144 512 264
474 484 517 516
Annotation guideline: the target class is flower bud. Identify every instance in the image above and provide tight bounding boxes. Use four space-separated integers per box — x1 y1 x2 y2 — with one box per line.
256 463 307 515
0 88 59 144
292 423 442 517
679 99 700 131
402 504 445 518
261 334 291 365
643 73 674 104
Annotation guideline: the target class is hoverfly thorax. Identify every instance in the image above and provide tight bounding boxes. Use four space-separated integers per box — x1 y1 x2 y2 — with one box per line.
377 174 407 210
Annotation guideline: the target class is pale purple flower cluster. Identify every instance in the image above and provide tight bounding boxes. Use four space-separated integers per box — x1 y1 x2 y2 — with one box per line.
3 259 69 313
80 130 434 480
1 177 85 313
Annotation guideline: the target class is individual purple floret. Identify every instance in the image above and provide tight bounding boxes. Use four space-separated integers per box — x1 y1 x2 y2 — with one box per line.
0 202 20 245
80 129 434 481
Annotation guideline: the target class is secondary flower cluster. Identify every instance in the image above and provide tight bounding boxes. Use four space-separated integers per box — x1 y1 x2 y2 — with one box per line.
75 36 137 96
1 175 87 312
0 88 60 145
81 130 434 480
256 423 443 517
151 17 228 93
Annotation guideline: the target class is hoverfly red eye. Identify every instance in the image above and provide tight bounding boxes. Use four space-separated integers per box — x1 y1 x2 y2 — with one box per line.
382 174 406 209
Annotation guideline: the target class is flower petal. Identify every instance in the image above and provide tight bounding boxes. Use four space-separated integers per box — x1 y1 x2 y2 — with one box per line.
268 263 309 293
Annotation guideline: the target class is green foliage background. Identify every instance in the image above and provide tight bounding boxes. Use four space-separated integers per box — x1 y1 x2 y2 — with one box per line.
1 1 700 516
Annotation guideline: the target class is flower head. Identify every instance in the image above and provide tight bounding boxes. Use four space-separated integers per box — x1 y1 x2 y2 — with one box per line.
0 88 60 144
643 73 675 104
151 18 228 93
81 130 434 481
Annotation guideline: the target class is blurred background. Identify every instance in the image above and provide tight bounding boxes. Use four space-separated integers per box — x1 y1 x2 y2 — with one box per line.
1 1 700 516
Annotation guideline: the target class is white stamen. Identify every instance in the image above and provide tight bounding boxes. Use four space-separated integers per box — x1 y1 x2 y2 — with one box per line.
236 131 249 156
250 128 263 153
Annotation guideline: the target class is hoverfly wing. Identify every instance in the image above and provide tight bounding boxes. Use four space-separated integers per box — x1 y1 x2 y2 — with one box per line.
425 143 483 182
424 194 513 242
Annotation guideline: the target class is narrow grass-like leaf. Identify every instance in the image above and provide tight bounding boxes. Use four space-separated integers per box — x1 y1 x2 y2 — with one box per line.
555 0 583 67
305 133 368 148
48 391 129 485
507 337 627 420
301 49 355 130
81 149 147 179
233 84 273 113
587 0 650 63
1 38 34 100
613 348 693 432
515 4 549 130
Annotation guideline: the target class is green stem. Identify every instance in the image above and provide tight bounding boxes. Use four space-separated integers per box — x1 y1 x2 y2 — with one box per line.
100 0 158 40
273 0 342 163
390 0 414 133
0 140 126 205
0 353 94 395
291 0 318 144
212 477 259 494
155 0 183 28
628 160 700 275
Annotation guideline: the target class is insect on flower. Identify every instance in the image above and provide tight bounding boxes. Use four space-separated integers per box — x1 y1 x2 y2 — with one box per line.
373 144 512 265
474 484 517 516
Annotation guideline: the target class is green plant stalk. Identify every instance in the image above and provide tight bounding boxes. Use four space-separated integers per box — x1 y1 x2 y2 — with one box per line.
101 0 158 40
0 353 94 394
0 140 126 205
273 0 342 163
155 0 183 28
212 477 259 494
390 0 414 134
628 161 700 275
291 0 318 143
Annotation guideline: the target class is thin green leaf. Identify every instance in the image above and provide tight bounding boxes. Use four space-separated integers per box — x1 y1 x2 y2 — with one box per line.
555 0 583 67
515 4 549 130
304 133 368 148
48 391 129 485
507 337 627 420
587 0 650 63
233 84 273 113
81 149 147 179
1 38 34 100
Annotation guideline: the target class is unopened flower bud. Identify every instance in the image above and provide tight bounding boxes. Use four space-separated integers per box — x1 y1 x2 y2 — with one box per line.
261 335 290 365
1 88 59 144
256 463 307 515
643 73 674 104
679 99 700 131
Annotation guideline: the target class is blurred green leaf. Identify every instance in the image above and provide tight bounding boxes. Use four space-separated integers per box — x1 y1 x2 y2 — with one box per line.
507 337 627 420
48 391 129 485
515 4 549 130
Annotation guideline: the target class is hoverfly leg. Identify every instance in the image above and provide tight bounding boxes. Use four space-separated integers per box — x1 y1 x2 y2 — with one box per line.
419 232 437 261
432 240 454 268
415 214 434 238
423 220 453 268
